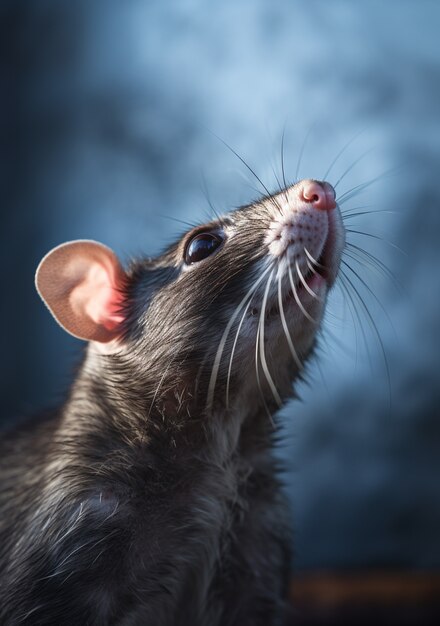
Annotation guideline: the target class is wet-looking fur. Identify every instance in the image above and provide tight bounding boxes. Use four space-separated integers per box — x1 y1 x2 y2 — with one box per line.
0 180 344 625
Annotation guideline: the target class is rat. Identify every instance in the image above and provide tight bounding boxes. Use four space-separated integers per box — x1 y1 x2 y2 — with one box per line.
0 179 344 625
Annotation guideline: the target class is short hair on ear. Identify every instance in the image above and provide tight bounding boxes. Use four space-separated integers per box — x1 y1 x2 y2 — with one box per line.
35 240 127 343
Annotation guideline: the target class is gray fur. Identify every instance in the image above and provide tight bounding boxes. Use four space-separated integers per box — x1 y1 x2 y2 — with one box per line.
0 182 344 625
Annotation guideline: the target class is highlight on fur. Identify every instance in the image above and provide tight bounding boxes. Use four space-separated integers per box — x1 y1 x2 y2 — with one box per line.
0 138 393 624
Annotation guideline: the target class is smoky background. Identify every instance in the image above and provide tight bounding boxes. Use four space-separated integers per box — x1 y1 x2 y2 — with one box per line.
1 0 439 575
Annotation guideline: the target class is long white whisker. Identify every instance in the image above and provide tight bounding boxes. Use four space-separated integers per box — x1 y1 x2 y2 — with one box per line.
258 269 282 408
207 265 271 411
302 257 342 324
277 271 302 369
254 316 273 424
296 258 322 301
226 297 254 410
304 247 326 270
288 262 316 323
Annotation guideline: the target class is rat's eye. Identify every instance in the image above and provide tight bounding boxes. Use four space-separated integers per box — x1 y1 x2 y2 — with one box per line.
184 232 223 265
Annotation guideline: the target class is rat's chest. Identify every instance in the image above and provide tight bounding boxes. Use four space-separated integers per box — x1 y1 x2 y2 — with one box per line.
2 434 290 626
95 456 290 625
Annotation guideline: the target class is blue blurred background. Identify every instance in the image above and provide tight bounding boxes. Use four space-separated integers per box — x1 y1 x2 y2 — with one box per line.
1 0 440 576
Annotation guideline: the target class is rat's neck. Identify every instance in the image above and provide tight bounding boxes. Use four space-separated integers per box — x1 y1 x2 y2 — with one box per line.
60 343 278 470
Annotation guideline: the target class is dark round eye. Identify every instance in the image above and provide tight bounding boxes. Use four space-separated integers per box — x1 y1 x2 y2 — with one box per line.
184 232 223 265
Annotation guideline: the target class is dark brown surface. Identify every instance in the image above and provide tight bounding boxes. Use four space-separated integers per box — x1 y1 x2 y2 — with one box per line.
288 571 440 625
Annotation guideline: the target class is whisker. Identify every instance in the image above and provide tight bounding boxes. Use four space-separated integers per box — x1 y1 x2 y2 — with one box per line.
341 258 397 339
343 248 385 282
342 208 399 219
159 214 198 229
258 269 282 408
340 267 392 409
320 311 353 351
295 124 315 182
341 204 371 215
277 270 302 369
270 162 284 196
337 273 368 374
304 247 326 271
206 265 272 411
235 171 270 199
333 146 375 189
346 228 407 255
313 336 332 401
200 170 222 221
338 167 398 205
280 126 290 204
209 132 273 198
296 258 322 301
280 127 288 190
288 262 316 323
254 314 273 424
226 298 253 409
237 170 285 217
344 242 404 294
323 128 365 181
303 255 341 323
209 130 284 216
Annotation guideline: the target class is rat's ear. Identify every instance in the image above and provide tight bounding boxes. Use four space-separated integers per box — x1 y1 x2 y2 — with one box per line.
35 240 127 343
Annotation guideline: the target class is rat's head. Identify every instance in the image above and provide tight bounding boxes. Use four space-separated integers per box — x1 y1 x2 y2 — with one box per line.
36 179 345 419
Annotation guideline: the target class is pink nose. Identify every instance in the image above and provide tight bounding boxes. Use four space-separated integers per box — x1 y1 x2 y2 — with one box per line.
299 180 336 211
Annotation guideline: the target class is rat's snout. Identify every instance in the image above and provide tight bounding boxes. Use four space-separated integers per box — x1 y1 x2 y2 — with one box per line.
299 180 336 211
264 178 341 265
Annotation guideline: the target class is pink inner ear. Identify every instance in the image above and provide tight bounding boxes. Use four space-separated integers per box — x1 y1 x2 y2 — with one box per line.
73 263 125 332
36 240 127 343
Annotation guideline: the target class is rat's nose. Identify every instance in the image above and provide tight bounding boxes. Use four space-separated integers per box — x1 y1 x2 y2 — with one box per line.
299 180 336 211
